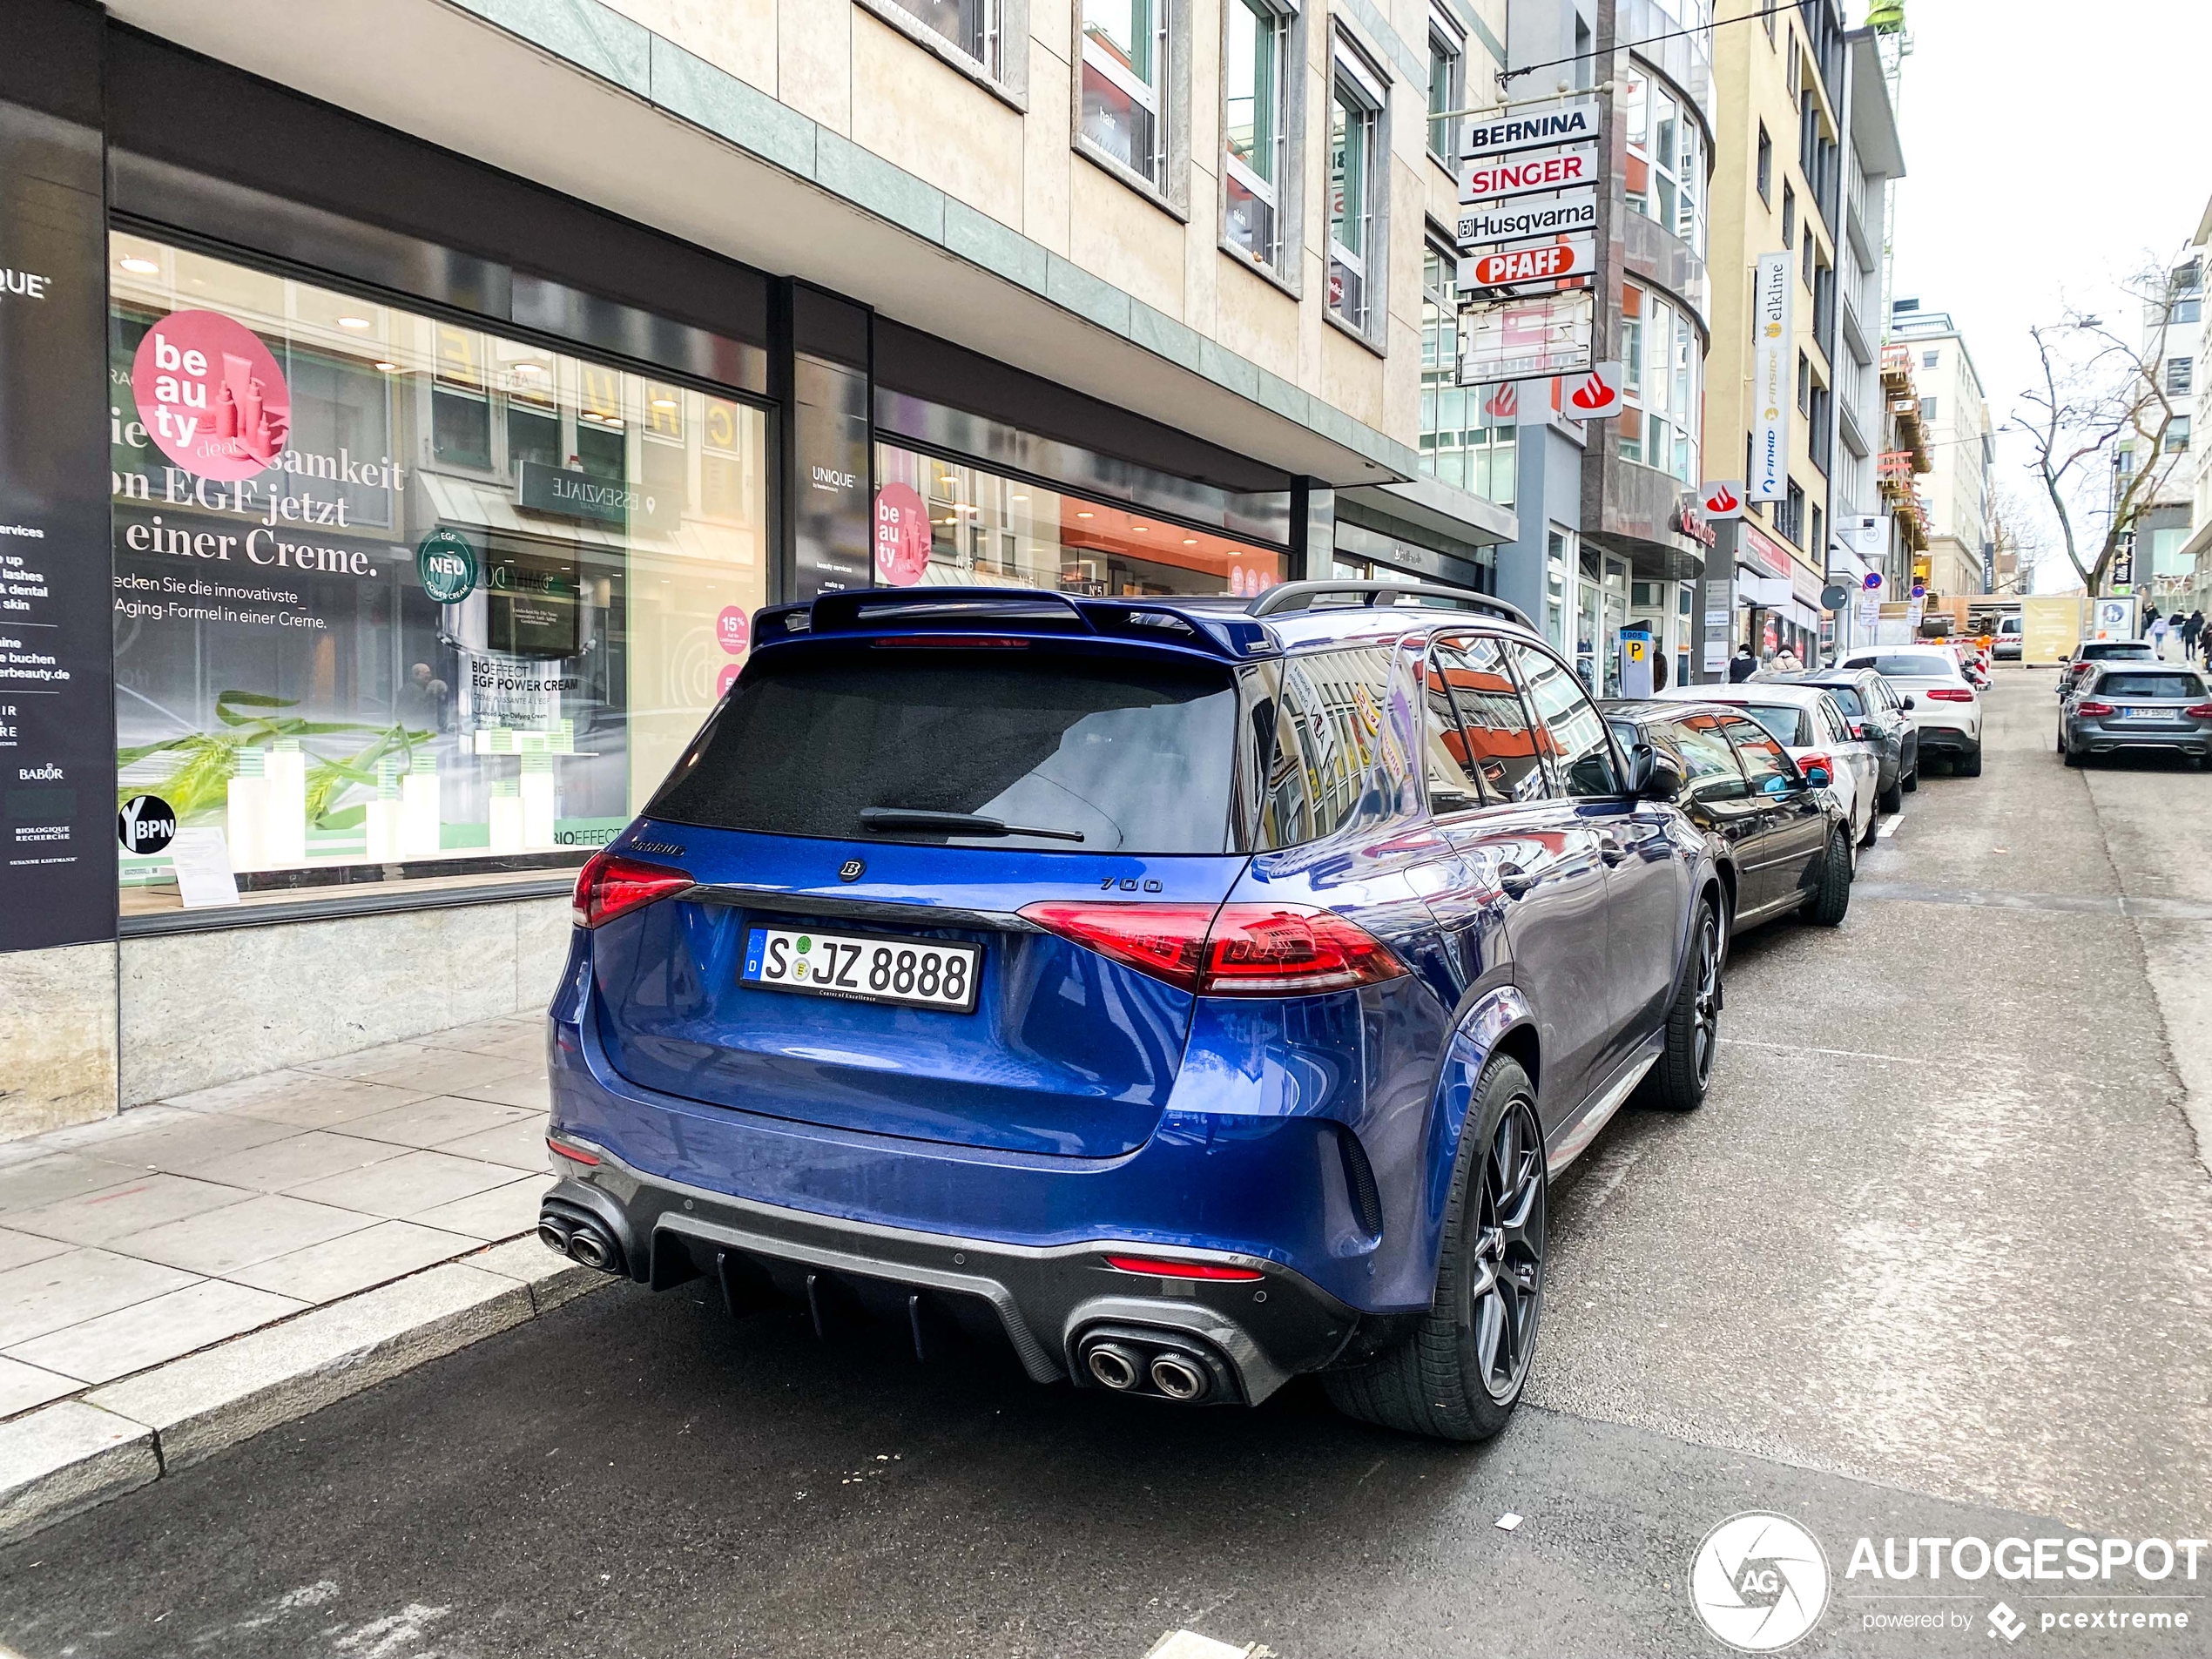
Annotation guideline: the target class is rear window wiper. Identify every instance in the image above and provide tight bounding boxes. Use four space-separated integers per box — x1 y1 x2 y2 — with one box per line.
859 806 1086 843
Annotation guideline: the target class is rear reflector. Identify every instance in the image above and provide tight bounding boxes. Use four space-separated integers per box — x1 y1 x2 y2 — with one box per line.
1103 1254 1264 1281
573 851 694 928
1016 901 1407 996
547 1138 600 1166
1926 686 1975 702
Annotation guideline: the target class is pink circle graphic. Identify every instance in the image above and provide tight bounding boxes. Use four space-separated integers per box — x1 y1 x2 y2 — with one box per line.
717 664 743 698
131 310 291 482
873 482 933 587
716 605 751 655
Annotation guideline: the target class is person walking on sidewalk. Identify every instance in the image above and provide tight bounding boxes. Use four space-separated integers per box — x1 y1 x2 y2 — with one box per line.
1729 644 1757 682
2183 609 2205 662
2149 610 2172 659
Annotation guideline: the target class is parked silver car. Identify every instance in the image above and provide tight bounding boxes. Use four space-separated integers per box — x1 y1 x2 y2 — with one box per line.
1784 668 1918 811
2058 664 2212 768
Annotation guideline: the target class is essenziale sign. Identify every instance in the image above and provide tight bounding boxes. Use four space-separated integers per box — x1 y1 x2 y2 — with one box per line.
516 460 653 526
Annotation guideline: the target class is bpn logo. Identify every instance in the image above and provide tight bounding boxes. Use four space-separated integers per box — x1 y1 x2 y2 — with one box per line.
1689 1512 1831 1652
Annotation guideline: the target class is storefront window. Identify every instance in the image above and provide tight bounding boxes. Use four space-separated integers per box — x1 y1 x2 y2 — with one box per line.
873 443 1283 598
108 233 769 914
1420 246 1514 505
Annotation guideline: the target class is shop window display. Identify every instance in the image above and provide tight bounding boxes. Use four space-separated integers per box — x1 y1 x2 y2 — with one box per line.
872 443 1283 598
107 233 769 913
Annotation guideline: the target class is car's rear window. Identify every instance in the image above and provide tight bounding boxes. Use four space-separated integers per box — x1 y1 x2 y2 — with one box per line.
2082 643 2151 659
1845 653 1956 678
647 646 1240 853
2096 672 2206 698
1824 685 1866 716
1739 703 1813 745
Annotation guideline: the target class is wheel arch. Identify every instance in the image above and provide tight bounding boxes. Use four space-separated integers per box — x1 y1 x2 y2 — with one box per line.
1412 986 1537 1300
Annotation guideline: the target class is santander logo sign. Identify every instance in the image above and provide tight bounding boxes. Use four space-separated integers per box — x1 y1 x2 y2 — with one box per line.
131 310 291 482
1698 480 1746 520
1566 362 1622 419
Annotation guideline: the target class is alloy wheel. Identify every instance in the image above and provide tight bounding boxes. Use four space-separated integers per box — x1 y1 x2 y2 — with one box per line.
1691 910 1721 1087
1467 1096 1547 1402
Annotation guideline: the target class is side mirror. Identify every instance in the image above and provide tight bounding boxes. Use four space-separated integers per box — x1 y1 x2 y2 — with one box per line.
1800 763 1831 789
1900 695 1916 710
1630 744 1683 799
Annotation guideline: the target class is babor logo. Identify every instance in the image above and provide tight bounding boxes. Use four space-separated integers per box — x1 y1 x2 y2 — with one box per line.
1689 1512 1831 1652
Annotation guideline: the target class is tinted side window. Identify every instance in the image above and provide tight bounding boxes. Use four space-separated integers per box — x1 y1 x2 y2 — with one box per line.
1421 644 1486 815
1513 643 1622 796
1817 697 1851 744
1439 636 1548 803
1826 685 1865 717
1721 713 1797 795
1664 713 1750 802
1258 646 1401 846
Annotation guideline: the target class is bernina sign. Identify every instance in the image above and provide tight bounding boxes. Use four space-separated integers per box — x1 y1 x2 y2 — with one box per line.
1457 189 1597 249
1463 98 1601 158
1461 237 1595 291
1462 147 1595 205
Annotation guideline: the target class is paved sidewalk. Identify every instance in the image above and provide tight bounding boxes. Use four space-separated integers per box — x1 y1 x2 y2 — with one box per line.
0 1013 594 1538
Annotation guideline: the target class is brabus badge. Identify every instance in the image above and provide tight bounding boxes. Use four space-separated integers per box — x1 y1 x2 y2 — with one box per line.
839 858 866 883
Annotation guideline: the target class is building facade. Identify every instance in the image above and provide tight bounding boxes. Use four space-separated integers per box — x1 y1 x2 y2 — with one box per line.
1889 302 1992 600
1696 0 1844 676
0 0 1522 1137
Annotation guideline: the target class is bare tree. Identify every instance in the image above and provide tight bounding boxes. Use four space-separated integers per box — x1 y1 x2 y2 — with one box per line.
2013 266 2187 595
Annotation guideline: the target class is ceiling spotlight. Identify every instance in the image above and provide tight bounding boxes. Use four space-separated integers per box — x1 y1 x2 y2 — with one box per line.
1132 524 1150 533
118 256 158 274
1076 510 1094 519
336 315 372 330
1182 537 1198 546
651 395 678 409
374 361 400 373
514 361 544 375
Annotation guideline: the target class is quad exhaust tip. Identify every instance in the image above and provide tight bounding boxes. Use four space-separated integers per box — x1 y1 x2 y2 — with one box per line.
1085 1342 1141 1391
1150 1353 1207 1401
566 1224 619 1272
536 1219 572 1257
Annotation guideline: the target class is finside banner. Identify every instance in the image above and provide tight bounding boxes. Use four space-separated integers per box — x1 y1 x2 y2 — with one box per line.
1750 253 1793 502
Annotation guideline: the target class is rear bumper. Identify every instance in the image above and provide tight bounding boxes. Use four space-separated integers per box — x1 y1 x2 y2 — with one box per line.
1913 725 1979 752
539 1142 1363 1404
2068 725 2209 755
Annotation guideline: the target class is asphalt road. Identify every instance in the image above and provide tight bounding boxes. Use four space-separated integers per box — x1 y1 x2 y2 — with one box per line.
5 670 2209 1659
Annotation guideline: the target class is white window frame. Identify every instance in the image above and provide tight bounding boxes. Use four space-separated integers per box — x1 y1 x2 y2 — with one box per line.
1327 31 1389 346
1221 0 1298 279
1074 0 1192 213
860 0 1030 109
1426 3 1466 170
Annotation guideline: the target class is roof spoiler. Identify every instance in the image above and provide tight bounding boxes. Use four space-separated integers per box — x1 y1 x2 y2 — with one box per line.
1247 580 1535 631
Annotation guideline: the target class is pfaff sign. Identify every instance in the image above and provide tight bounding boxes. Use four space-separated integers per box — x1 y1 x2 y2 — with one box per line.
1460 237 1595 291
1463 98 1601 158
1461 147 1595 205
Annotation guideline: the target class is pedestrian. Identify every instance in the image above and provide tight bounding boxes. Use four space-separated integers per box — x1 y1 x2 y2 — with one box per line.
1770 646 1804 674
2150 611 2171 659
2142 604 2161 640
2182 609 2204 661
1652 649 1670 691
1728 644 1757 683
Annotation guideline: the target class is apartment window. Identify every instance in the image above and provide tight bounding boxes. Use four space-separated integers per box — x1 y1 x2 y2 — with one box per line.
2168 356 2194 395
884 0 1001 73
1224 0 1293 270
1757 125 1772 203
1329 39 1387 339
1763 0 1776 42
2168 416 2191 454
1616 280 1702 485
1781 183 1795 249
1783 479 1805 546
1811 504 1824 559
1082 0 1171 189
1801 232 1815 293
1621 72 1706 257
2173 296 2202 325
1921 395 1939 422
1427 10 1463 164
1921 348 1939 369
1420 242 1514 503
1797 350 1811 417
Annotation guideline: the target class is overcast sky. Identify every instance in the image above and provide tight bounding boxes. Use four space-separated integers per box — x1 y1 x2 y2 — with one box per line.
1882 0 2212 586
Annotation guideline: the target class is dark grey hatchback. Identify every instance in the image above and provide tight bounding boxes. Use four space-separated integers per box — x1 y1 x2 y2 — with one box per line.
2059 665 2212 767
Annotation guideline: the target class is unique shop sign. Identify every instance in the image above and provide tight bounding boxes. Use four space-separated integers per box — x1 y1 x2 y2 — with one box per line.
416 528 478 604
516 460 664 529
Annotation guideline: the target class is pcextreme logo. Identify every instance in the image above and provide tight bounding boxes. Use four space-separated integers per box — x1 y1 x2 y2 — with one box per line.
1689 1512 1831 1652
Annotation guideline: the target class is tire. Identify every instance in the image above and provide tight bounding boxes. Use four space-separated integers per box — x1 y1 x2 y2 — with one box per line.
1858 799 1879 846
1803 826 1852 927
1642 896 1721 1113
2056 729 2067 754
1878 775 1904 814
1903 764 1919 793
2063 744 2080 768
1958 743 1983 778
1323 1056 1545 1442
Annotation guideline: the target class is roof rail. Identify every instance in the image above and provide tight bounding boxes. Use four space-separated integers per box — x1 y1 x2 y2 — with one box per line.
1247 580 1535 631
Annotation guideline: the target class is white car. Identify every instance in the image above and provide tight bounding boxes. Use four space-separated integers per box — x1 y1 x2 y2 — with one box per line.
1651 683 1882 846
1838 646 1985 776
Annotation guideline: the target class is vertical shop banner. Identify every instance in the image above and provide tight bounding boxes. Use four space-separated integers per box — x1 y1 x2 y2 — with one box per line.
0 96 117 951
1750 253 1793 502
792 352 872 599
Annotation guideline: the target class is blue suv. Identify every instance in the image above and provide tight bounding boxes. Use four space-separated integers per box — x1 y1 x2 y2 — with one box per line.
539 582 1723 1440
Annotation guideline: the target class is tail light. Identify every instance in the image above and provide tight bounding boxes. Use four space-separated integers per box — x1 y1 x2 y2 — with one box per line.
2187 703 2212 719
2074 700 2114 717
1017 901 1408 996
1795 750 1833 781
573 851 694 928
1926 686 1975 702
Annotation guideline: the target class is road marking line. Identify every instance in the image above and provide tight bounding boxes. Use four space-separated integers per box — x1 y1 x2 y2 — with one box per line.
1876 813 1902 839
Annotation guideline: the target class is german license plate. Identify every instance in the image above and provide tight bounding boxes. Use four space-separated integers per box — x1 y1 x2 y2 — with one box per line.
2122 707 2161 719
740 925 981 1013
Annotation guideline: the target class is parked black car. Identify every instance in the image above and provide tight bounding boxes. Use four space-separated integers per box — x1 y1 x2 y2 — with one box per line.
1783 668 1919 811
1602 699 1856 932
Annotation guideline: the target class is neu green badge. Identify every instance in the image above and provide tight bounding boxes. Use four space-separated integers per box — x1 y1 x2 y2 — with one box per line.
416 528 478 604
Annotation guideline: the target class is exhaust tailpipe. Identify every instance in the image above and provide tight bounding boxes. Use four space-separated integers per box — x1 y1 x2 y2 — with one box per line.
536 1219 573 1257
565 1221 621 1273
1084 1342 1141 1391
1150 1352 1209 1402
